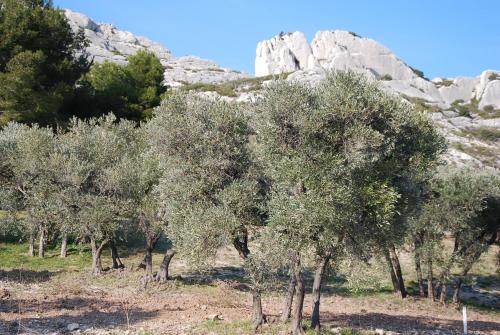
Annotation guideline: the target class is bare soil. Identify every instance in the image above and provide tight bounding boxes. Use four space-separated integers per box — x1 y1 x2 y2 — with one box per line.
0 246 498 335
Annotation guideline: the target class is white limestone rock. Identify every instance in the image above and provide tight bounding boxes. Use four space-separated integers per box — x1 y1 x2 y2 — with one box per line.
255 32 317 76
479 80 500 109
64 9 247 85
254 31 500 111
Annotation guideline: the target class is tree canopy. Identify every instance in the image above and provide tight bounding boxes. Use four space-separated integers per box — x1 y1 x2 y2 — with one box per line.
0 0 89 125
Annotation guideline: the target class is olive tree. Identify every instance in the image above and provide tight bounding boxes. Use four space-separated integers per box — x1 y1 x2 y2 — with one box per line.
0 122 56 256
149 92 268 328
255 71 445 334
60 115 138 275
414 167 500 303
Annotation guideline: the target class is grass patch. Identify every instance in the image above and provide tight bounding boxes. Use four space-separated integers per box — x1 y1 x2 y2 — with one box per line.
180 82 238 97
455 143 500 168
478 105 500 119
460 127 500 142
435 79 454 87
405 96 442 113
180 73 291 97
448 98 480 117
0 242 91 271
191 319 345 335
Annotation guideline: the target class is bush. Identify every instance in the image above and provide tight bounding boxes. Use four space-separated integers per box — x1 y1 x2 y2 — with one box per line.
488 73 500 81
435 79 454 87
380 74 392 81
409 66 427 80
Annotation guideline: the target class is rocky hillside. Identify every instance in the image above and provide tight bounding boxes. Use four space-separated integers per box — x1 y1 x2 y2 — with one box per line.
64 9 248 87
63 9 499 169
256 31 500 110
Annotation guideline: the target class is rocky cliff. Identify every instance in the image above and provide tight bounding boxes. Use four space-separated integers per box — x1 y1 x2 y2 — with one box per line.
64 9 248 87
256 31 500 110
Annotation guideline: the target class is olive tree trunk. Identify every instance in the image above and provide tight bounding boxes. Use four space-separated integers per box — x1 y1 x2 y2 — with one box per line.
414 249 425 297
310 253 331 332
439 281 447 304
110 241 124 269
60 232 68 258
252 290 264 331
38 228 45 258
281 269 296 322
233 225 264 330
28 234 34 257
155 249 176 282
138 234 160 270
90 238 108 276
388 246 407 298
290 257 305 335
452 277 463 304
427 260 434 301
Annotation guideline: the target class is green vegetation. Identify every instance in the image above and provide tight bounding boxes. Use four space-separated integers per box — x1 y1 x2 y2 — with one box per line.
1 71 499 335
0 2 167 125
180 73 290 97
460 127 500 142
413 167 500 303
435 79 454 87
0 242 91 271
409 66 427 80
478 105 500 119
405 96 442 114
0 0 89 125
449 98 480 117
488 73 500 81
380 74 392 81
255 71 445 332
87 50 166 120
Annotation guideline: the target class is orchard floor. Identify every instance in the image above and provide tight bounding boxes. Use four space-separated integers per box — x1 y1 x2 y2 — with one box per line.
0 242 498 335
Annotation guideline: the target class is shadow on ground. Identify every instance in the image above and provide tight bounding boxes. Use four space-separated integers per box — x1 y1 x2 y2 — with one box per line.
0 296 158 334
0 269 56 283
322 311 500 334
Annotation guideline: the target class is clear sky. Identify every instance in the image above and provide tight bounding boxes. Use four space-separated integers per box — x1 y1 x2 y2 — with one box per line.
54 0 500 79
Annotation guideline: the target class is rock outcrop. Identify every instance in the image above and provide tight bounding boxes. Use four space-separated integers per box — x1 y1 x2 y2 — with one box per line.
64 9 247 87
255 31 500 109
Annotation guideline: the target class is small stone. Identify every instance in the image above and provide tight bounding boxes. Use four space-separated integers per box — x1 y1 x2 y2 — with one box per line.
67 323 80 331
201 305 207 311
207 314 222 321
330 327 342 334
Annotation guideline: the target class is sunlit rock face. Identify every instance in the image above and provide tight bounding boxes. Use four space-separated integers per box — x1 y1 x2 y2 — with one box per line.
255 30 500 109
64 9 248 86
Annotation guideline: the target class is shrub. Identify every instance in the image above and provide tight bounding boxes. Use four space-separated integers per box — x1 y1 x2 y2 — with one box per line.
409 66 427 80
488 73 500 81
380 74 393 81
435 79 454 87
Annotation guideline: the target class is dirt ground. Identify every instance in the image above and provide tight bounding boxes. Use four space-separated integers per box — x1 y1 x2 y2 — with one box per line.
0 245 499 335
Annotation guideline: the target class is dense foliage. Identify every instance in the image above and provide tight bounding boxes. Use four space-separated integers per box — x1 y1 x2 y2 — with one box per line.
87 51 166 121
1 71 498 333
0 0 89 125
0 1 166 125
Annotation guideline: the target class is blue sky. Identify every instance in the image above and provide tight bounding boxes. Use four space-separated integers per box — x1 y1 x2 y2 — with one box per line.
54 0 500 79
